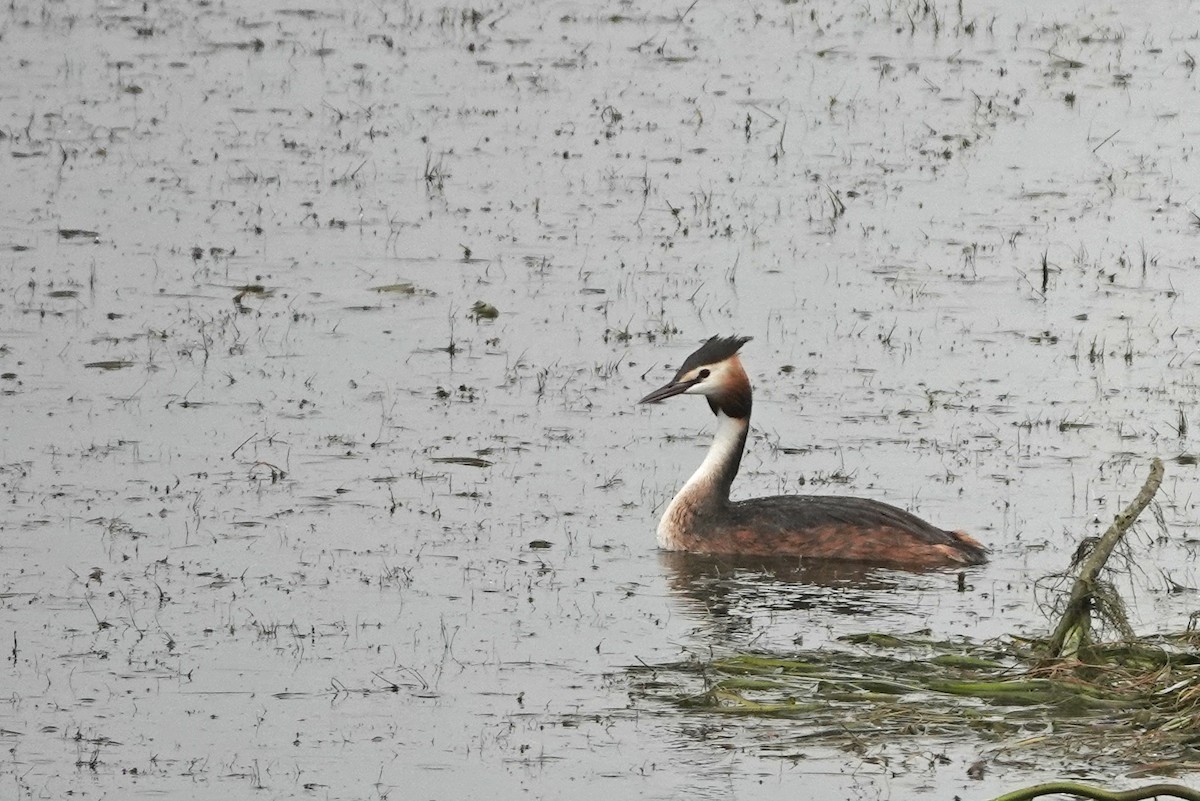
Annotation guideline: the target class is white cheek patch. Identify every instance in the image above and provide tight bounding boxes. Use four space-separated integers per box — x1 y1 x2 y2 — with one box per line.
682 367 722 396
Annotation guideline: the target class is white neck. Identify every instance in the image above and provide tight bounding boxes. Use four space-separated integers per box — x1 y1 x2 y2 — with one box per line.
657 412 748 549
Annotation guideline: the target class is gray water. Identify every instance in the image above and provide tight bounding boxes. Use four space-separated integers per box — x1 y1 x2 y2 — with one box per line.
3 1 1199 798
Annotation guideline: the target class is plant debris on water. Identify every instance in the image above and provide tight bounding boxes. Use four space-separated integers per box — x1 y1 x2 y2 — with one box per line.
470 300 499 320
630 632 1200 771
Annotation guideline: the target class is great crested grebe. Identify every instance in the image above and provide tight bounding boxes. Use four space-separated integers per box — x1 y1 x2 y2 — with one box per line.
639 336 987 569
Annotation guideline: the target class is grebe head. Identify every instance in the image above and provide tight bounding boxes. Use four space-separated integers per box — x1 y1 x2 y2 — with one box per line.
639 335 753 418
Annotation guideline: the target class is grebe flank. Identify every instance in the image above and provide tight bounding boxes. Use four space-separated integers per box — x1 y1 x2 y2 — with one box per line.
639 335 987 569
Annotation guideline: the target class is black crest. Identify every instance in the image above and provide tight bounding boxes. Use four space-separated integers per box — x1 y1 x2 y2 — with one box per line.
674 335 752 379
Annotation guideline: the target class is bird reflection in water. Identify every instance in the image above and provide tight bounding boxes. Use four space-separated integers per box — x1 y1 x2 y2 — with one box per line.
657 550 957 643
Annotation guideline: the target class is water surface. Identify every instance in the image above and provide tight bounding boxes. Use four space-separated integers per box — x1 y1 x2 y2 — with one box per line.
3 1 1199 798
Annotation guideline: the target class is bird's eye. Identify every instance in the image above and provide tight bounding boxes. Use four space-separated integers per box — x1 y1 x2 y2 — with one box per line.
698 369 711 379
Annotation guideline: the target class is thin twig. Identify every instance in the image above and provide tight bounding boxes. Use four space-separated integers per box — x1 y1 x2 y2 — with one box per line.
1092 128 1120 153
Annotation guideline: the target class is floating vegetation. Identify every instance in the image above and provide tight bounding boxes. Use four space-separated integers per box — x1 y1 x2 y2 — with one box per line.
372 282 415 294
430 455 493 468
372 281 435 297
470 300 499 320
233 284 274 311
57 228 99 240
83 360 134 370
630 630 1200 772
